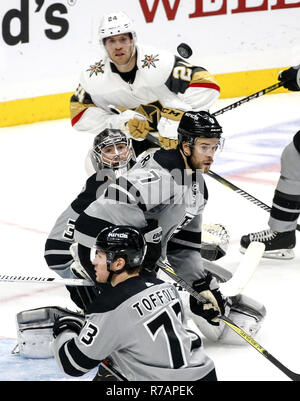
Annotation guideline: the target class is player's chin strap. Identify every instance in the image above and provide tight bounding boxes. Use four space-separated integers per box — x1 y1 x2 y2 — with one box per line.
155 257 300 382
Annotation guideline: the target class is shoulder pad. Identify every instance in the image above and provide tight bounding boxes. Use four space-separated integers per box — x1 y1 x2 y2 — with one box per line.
81 51 109 80
136 44 175 85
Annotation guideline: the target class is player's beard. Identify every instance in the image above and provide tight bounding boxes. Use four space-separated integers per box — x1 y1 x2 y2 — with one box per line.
189 154 214 173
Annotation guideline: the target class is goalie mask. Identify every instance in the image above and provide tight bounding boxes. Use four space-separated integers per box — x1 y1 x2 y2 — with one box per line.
91 128 134 170
94 225 147 275
178 111 224 153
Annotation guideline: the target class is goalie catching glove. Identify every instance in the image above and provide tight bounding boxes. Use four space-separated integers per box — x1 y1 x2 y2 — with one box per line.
157 107 184 149
189 272 226 326
278 65 300 91
70 242 94 282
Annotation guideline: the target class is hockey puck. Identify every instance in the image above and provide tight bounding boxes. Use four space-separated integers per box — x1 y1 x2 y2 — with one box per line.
177 43 193 59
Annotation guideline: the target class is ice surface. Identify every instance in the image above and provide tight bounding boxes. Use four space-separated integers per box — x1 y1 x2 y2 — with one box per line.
0 92 300 381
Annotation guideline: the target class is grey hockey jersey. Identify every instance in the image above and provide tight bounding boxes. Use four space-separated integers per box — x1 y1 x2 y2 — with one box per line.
52 275 215 381
75 149 208 284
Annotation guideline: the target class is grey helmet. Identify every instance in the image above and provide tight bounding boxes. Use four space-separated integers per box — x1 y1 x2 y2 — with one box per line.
91 128 134 170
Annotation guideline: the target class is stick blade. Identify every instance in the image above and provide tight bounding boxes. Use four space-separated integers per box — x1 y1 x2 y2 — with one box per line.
219 242 265 296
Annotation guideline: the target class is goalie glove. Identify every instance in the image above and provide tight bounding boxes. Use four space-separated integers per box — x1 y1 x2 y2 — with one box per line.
189 272 226 326
200 224 230 261
53 315 85 338
278 65 300 91
70 243 94 282
157 107 184 149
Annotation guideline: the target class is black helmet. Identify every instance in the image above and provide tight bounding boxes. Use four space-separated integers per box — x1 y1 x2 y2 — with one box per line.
178 111 223 147
91 128 134 170
95 225 147 272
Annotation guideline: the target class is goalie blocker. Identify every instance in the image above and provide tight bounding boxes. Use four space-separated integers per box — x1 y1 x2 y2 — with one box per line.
12 306 84 359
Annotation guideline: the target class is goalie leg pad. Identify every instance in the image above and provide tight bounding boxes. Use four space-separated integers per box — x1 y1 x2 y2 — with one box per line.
219 294 266 345
185 293 266 344
15 306 84 359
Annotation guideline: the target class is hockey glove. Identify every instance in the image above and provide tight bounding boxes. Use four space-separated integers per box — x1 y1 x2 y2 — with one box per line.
278 65 300 91
141 219 162 274
189 272 226 326
53 315 85 338
157 107 184 149
200 224 230 261
70 243 94 282
127 118 150 140
108 106 151 140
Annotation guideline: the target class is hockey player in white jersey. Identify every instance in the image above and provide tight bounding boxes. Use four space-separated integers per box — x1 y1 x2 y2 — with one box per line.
74 110 266 344
240 66 300 259
52 225 218 381
70 11 220 150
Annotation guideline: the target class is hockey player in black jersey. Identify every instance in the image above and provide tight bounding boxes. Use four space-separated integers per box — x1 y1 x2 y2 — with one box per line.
44 128 136 310
74 110 266 344
52 225 218 381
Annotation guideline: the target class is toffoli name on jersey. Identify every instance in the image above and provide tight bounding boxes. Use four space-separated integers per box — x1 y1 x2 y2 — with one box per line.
131 285 177 317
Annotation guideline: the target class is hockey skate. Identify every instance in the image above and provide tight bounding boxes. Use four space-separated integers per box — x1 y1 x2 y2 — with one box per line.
240 228 296 260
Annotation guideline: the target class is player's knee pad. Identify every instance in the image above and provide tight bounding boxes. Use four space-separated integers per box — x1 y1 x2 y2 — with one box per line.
293 130 300 154
14 306 84 358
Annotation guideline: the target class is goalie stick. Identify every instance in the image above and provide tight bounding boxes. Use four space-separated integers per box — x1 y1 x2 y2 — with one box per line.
156 257 300 381
0 243 263 296
207 170 300 232
218 241 265 296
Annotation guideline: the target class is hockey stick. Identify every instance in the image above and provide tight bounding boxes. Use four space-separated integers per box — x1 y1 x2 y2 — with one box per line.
177 42 290 116
99 360 128 381
207 170 300 232
0 274 94 286
156 257 300 381
212 81 285 116
218 241 265 296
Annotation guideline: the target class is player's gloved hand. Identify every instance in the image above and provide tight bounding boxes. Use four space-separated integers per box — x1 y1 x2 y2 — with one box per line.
53 315 84 338
189 272 226 326
114 108 150 141
141 219 162 274
278 65 300 91
157 107 184 149
70 243 94 282
127 118 150 140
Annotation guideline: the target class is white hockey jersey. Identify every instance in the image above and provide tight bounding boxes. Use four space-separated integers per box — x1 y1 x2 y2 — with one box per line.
70 43 220 134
